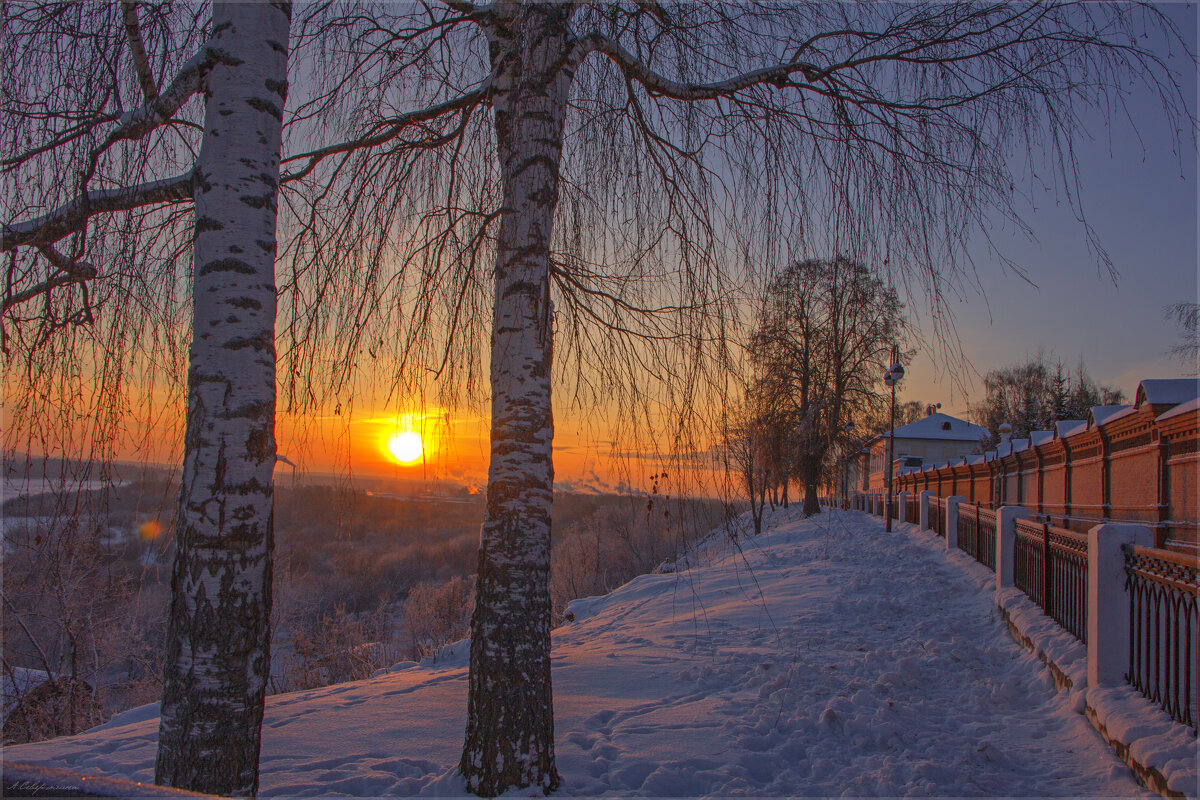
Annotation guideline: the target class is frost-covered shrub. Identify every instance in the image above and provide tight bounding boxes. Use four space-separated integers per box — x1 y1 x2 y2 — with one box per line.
401 576 475 660
275 604 402 692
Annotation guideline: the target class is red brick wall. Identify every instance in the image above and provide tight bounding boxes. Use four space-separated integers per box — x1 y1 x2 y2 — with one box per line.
1162 411 1199 548
881 404 1198 548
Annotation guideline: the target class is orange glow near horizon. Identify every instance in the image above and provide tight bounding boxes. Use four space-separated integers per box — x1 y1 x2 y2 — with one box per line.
5 381 731 496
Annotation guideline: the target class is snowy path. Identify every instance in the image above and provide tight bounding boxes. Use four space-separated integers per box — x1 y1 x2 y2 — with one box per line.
7 510 1149 797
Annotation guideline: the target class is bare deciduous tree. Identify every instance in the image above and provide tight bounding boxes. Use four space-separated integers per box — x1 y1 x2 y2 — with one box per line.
277 2 1191 794
4 2 1194 797
1166 302 1199 372
977 355 1125 445
154 4 291 796
748 258 906 516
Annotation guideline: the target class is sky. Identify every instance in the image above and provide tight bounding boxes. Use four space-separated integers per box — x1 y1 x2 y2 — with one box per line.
262 3 1200 491
900 3 1199 421
5 4 1196 496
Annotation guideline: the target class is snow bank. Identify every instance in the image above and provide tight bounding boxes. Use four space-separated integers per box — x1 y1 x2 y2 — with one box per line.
939 532 1197 800
7 510 1152 797
994 587 1088 693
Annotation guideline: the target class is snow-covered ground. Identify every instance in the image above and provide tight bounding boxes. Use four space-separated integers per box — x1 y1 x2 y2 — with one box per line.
6 509 1154 797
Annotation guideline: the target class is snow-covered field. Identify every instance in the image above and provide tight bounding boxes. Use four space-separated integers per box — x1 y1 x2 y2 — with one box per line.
6 509 1153 797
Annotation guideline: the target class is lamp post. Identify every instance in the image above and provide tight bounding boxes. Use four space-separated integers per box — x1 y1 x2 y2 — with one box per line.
841 419 854 509
883 350 904 532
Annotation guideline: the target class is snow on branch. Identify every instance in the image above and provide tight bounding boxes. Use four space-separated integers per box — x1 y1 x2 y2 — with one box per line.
1 171 194 252
437 0 481 14
3 39 220 173
104 41 224 148
120 0 159 102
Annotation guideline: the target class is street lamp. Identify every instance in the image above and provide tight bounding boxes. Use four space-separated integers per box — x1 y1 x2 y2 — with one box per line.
883 353 904 532
841 419 854 509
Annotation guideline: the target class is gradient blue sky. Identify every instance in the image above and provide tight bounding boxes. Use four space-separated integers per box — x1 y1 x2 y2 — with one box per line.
902 3 1199 420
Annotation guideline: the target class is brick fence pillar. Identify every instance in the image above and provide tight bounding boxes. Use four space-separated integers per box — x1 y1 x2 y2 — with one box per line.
995 506 1030 590
898 491 911 524
946 496 965 552
1087 523 1154 687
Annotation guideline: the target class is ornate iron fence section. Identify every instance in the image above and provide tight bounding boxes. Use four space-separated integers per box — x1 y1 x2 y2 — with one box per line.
931 498 946 537
1012 519 1088 643
978 508 997 571
1014 519 1046 608
957 504 996 570
1124 545 1199 735
1046 525 1088 642
958 502 980 560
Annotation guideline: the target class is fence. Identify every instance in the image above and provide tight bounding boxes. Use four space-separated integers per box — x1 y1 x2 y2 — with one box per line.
885 380 1200 550
957 503 996 571
1124 544 1199 733
930 497 946 538
1014 519 1089 643
856 495 1197 738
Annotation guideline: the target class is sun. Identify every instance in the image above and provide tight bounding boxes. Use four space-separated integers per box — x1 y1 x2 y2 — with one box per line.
386 431 424 465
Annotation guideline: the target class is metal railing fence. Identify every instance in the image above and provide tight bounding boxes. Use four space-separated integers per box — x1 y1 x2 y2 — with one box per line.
956 503 996 571
1013 519 1089 643
1124 544 1199 735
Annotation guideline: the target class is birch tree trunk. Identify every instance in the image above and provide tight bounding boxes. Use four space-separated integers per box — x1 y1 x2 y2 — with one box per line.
155 3 290 796
461 5 572 796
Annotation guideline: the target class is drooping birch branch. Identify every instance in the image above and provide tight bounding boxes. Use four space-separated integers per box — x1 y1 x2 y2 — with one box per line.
1 244 99 316
102 43 223 150
580 33 824 100
2 34 216 172
280 85 491 182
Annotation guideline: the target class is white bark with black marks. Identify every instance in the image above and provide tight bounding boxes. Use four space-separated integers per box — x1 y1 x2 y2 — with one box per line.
154 3 290 797
461 4 575 796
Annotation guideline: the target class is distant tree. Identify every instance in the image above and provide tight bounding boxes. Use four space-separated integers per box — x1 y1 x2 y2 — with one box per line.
977 355 1125 445
1166 302 1199 373
1 516 125 743
726 397 773 536
402 577 475 661
859 400 926 438
747 258 906 516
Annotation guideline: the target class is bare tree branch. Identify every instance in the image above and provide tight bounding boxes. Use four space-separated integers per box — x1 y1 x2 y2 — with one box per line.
0 258 97 318
2 171 194 252
101 42 221 150
581 32 823 100
121 0 159 102
280 86 492 182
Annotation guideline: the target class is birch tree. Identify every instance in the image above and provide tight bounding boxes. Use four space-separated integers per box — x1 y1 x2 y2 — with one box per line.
154 4 291 796
283 2 1191 795
6 1 1192 796
2 2 291 795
